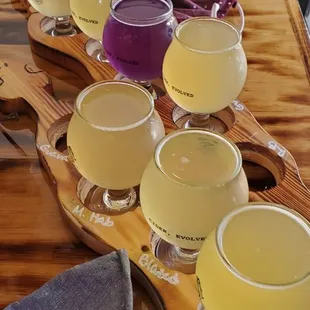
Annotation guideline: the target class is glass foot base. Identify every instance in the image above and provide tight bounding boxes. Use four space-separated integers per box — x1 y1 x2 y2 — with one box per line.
150 231 198 274
85 39 109 63
50 28 77 37
114 74 165 100
40 17 77 37
77 177 138 215
172 106 227 133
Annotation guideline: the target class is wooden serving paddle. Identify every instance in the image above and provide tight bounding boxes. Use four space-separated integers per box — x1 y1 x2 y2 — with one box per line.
0 59 309 310
0 58 197 310
27 12 117 85
27 11 167 93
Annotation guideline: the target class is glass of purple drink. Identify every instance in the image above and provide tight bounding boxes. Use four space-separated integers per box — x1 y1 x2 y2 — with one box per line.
103 0 177 98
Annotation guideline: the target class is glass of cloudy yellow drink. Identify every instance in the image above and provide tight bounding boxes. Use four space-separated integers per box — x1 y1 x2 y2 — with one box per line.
140 129 249 273
67 80 165 213
28 0 77 36
196 203 310 310
70 0 110 62
163 17 247 130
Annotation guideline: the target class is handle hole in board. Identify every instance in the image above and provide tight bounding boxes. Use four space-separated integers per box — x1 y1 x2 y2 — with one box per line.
237 142 286 192
47 113 71 154
55 133 67 153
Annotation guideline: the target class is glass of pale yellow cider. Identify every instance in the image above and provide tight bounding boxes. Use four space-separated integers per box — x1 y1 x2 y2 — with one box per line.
140 129 249 273
67 80 165 213
196 203 310 310
163 17 247 131
28 0 77 36
70 0 110 62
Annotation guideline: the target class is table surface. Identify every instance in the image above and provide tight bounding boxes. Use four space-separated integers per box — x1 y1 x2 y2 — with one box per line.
0 0 309 309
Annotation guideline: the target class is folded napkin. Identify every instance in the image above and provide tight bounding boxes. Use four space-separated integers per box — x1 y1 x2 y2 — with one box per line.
5 250 133 310
173 0 238 22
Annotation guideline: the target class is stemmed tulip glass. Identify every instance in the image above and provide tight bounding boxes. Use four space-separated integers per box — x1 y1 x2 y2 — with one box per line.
67 80 165 213
103 0 177 99
140 129 249 273
163 17 247 131
196 203 310 309
28 0 77 36
70 0 110 62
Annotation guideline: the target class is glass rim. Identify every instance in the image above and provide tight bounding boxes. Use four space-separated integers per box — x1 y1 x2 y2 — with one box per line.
216 202 310 290
74 80 155 132
154 128 243 188
110 0 174 27
174 17 242 54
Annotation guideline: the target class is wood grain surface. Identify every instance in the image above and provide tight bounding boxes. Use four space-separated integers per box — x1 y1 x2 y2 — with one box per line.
285 0 310 80
0 0 310 309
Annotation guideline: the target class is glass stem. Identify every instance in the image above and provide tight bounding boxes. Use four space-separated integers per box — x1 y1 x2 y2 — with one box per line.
133 80 150 87
97 41 107 62
168 246 199 273
54 16 73 35
102 188 137 212
188 113 212 128
134 80 157 99
173 247 200 262
107 189 132 199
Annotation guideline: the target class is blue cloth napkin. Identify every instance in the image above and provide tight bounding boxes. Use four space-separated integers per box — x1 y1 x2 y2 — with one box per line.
5 250 133 310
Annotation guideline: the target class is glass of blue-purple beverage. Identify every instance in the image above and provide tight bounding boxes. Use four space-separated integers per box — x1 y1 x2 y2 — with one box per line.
103 0 177 98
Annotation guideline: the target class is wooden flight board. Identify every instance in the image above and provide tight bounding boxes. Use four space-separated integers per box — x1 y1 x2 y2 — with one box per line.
27 12 167 90
2 6 309 309
27 12 116 85
1 57 310 310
